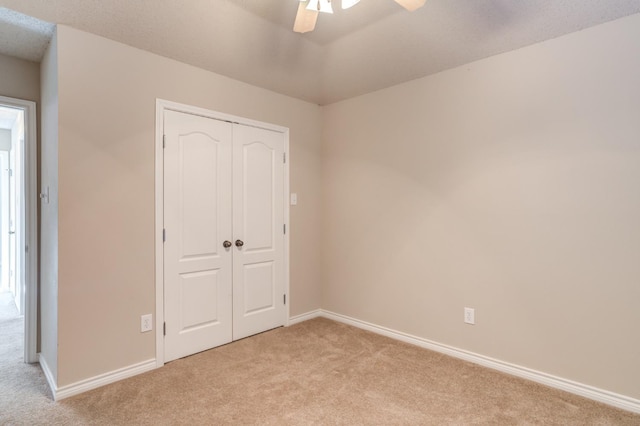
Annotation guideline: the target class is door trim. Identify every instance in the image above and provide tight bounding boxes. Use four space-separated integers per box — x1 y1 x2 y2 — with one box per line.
155 99 290 367
0 95 38 363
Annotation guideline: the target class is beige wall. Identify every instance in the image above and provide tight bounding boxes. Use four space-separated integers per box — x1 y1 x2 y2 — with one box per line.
322 14 640 400
42 13 639 403
0 53 40 103
53 25 322 386
40 31 59 381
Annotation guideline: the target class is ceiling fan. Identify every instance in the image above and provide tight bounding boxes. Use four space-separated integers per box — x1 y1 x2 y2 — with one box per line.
294 0 426 33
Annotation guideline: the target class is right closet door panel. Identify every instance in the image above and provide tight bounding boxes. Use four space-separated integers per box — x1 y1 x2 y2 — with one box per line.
232 123 286 340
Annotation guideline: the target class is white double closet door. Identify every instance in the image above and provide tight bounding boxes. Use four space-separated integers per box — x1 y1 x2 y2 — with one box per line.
163 110 286 362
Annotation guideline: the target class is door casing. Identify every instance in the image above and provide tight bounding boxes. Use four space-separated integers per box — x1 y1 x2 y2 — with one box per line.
0 95 38 364
155 99 290 366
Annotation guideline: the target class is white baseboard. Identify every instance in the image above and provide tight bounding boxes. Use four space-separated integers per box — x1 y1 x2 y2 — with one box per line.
309 309 640 414
38 353 57 399
288 308 322 325
48 359 157 401
36 310 640 413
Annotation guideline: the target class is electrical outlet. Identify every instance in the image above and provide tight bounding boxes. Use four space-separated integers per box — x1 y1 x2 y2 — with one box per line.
464 307 475 325
141 314 153 332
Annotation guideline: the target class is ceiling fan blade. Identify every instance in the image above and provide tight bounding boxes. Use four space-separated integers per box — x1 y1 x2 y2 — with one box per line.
394 0 426 12
294 1 319 33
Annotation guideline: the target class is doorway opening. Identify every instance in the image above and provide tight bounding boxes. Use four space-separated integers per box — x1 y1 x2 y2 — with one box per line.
0 96 38 364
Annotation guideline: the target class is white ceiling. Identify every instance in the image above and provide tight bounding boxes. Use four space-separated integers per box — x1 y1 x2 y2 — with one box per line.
0 106 20 130
1 1 640 105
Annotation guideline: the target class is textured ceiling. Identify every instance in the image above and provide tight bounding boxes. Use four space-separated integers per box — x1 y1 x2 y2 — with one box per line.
1 1 640 105
0 7 54 61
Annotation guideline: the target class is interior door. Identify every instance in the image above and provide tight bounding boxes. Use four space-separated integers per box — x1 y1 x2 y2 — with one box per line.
0 152 8 292
232 124 286 340
164 110 233 362
8 144 16 300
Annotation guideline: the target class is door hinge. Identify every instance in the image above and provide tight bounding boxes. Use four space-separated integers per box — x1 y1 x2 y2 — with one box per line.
163 229 166 242
163 135 166 148
163 322 166 336
283 224 286 235
284 294 286 305
283 152 286 163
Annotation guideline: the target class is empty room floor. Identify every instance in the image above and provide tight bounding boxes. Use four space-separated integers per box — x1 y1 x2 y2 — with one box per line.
1 317 639 425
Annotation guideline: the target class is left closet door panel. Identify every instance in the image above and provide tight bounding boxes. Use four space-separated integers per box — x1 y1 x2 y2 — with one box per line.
163 110 233 363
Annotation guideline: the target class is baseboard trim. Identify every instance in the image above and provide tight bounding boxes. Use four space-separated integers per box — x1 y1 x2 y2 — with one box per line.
38 353 57 400
53 359 157 401
320 310 640 414
288 309 322 325
34 310 640 412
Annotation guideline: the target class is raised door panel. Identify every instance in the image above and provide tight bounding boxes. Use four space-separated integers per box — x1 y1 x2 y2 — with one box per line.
243 142 274 252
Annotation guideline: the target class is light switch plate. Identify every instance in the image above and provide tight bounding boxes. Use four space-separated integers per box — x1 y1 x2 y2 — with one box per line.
290 193 298 205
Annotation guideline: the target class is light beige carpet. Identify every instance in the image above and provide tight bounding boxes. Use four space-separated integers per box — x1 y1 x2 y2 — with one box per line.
1 315 639 425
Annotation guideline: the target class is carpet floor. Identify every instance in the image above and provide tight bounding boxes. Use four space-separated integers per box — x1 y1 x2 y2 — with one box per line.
1 313 639 425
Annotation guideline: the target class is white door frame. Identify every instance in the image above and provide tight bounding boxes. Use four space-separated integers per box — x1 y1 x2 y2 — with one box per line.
0 95 38 364
155 99 290 367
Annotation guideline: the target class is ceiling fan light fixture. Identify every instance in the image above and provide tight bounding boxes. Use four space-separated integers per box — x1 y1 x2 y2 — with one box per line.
307 0 334 14
294 0 423 34
294 1 319 33
342 0 360 9
394 0 426 12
